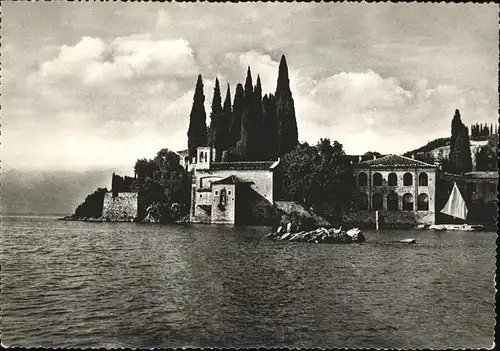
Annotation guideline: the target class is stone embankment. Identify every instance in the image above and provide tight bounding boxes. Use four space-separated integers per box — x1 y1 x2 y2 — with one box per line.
266 226 365 244
59 215 135 222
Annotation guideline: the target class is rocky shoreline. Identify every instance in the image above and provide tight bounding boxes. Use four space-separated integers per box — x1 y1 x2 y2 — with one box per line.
266 226 366 244
58 215 190 224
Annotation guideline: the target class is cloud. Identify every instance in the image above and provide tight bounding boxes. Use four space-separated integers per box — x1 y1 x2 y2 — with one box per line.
38 34 197 85
3 3 497 171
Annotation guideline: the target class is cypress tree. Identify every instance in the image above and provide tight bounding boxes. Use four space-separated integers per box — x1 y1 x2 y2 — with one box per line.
263 93 278 160
187 74 207 159
253 75 265 160
229 83 244 148
208 78 223 161
449 109 472 174
275 54 298 156
218 83 232 160
240 66 255 159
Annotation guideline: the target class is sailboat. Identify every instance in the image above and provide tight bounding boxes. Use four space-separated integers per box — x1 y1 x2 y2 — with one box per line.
430 182 483 231
440 182 468 220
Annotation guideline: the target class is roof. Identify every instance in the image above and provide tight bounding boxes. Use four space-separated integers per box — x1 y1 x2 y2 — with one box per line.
211 161 276 171
357 154 436 168
175 149 190 157
212 175 252 185
464 171 499 179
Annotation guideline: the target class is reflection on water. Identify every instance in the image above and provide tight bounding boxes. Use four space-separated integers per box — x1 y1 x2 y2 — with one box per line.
1 216 496 348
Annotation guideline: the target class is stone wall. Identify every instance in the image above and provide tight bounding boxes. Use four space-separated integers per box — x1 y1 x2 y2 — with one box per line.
211 184 236 224
343 210 435 229
190 168 276 224
354 168 436 213
194 168 274 203
102 192 138 221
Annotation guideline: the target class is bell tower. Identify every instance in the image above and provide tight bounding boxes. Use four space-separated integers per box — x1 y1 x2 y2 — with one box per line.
196 146 212 170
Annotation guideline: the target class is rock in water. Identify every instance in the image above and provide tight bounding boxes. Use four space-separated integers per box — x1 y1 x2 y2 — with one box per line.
346 228 365 243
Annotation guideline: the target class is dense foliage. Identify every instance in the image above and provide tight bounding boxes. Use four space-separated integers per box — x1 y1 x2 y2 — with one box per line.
470 122 497 141
403 137 451 157
208 78 223 160
449 109 472 174
280 139 354 222
134 148 190 223
187 74 208 159
275 55 299 156
200 54 298 162
475 133 498 171
72 188 107 219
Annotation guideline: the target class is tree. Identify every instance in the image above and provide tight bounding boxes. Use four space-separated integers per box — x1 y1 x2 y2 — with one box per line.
253 75 265 160
262 93 278 160
275 54 299 156
219 83 232 160
476 133 498 171
208 78 223 161
134 148 190 223
240 66 255 159
134 158 159 179
229 83 244 148
449 109 472 174
280 139 354 222
187 74 207 159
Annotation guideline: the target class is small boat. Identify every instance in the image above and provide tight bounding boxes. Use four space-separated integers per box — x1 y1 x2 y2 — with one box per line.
399 238 416 244
435 182 483 232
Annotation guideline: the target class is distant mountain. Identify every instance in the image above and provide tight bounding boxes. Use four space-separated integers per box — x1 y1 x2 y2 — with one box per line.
1 169 124 215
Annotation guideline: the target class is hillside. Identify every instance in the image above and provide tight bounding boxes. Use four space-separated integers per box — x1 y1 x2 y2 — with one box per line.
403 137 491 167
1 169 123 215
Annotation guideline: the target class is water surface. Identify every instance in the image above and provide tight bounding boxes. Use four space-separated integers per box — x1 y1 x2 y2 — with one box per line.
1 216 496 348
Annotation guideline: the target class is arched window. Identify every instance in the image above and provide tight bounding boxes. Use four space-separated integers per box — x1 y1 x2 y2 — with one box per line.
403 172 413 186
358 192 368 210
388 173 398 186
417 193 429 211
372 193 383 210
358 172 368 186
373 173 383 186
419 172 428 186
403 193 414 211
387 192 398 211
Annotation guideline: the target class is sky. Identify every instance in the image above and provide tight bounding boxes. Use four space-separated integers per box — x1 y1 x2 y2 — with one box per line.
2 2 498 173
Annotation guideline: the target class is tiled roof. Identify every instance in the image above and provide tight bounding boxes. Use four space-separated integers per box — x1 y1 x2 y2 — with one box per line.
357 154 436 168
464 171 499 179
175 149 190 157
211 161 276 171
212 175 252 185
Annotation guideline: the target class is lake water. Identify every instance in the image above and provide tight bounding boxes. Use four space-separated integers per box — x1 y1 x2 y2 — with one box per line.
1 215 496 348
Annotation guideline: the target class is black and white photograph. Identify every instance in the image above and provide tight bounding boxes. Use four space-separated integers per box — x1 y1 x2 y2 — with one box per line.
1 1 497 348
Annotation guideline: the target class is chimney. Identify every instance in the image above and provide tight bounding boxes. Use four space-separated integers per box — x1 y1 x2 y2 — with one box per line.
358 155 362 163
411 154 415 159
373 155 376 160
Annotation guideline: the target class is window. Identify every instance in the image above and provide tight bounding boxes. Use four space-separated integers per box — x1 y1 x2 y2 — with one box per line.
358 193 368 210
403 173 413 186
228 190 232 196
358 172 368 186
387 192 398 211
373 173 383 186
215 191 219 196
417 193 429 211
199 194 202 198
402 193 414 211
372 193 383 210
419 173 428 186
388 173 398 186
487 182 497 193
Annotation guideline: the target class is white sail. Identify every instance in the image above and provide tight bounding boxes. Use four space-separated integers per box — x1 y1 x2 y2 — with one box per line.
440 182 468 220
